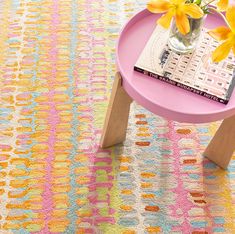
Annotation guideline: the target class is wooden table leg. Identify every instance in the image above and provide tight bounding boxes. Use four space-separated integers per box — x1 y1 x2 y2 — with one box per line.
100 72 133 148
204 114 235 169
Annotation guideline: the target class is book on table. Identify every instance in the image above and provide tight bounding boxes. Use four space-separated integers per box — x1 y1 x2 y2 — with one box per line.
134 25 235 104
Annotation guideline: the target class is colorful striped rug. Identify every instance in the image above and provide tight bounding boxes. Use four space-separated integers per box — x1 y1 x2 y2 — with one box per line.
0 0 234 233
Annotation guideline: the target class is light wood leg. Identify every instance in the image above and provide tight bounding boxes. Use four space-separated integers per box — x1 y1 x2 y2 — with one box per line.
100 72 132 148
204 114 235 169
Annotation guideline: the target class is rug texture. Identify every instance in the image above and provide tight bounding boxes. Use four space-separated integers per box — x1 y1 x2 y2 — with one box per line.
0 0 235 233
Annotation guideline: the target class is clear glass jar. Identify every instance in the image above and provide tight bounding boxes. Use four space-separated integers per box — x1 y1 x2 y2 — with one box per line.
168 16 205 54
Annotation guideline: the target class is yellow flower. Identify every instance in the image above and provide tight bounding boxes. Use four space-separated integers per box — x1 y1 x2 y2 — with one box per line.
147 0 204 35
208 5 235 62
217 0 229 11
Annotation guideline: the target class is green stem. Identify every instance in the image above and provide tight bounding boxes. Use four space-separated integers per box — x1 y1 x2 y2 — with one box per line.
201 0 217 8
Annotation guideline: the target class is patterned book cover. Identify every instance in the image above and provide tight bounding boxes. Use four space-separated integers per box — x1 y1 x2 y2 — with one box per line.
134 25 235 104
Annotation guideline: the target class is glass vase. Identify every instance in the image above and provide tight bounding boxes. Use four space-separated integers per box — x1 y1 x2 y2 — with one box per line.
168 16 205 54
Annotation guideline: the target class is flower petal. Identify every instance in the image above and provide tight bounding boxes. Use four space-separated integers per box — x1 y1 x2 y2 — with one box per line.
147 0 172 13
226 5 235 32
182 4 204 19
217 0 229 11
175 11 190 35
233 45 235 56
157 9 174 28
212 40 232 63
172 0 185 4
208 26 231 41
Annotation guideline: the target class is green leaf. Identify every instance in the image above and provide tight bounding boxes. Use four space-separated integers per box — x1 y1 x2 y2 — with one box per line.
201 6 210 14
194 0 202 5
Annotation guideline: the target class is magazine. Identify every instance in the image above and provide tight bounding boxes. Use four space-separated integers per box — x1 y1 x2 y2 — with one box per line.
134 25 235 104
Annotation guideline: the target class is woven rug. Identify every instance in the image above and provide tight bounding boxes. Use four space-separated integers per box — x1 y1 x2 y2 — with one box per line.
0 0 235 233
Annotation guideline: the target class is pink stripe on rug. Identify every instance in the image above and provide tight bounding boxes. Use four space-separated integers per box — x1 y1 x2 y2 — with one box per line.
36 0 59 233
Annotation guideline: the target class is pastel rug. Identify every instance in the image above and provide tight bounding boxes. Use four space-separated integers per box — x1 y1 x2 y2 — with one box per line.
0 0 234 233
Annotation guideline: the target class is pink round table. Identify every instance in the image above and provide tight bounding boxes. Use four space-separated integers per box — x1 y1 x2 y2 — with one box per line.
117 9 235 123
100 9 235 169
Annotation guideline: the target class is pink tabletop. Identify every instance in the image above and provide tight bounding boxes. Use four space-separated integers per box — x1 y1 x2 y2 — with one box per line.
116 9 235 123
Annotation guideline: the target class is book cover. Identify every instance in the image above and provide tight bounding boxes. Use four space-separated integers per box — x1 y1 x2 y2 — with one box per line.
134 25 235 104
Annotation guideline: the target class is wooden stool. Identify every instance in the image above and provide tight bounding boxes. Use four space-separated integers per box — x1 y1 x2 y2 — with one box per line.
100 10 235 169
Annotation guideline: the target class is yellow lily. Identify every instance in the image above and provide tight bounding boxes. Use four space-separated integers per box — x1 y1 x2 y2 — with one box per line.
217 0 229 11
147 0 204 35
208 5 235 62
